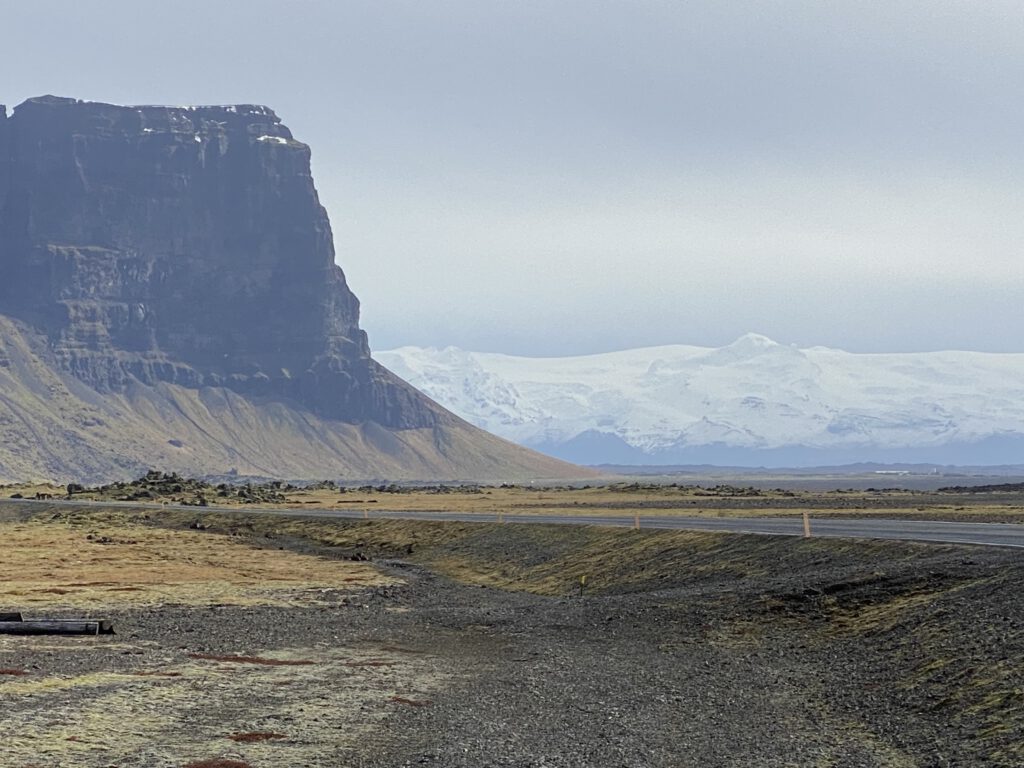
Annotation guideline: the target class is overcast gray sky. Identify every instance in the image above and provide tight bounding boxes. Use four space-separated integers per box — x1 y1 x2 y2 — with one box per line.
6 0 1024 355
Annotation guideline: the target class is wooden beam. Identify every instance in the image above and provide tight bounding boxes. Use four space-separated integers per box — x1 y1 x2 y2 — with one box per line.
0 620 114 636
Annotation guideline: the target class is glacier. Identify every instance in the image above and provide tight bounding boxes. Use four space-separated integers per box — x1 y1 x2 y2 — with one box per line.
376 334 1024 466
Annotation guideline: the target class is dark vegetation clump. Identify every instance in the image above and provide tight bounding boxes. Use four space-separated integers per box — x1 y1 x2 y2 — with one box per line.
606 481 764 496
344 483 484 494
79 471 288 506
938 482 1024 493
44 473 497 505
131 670 183 677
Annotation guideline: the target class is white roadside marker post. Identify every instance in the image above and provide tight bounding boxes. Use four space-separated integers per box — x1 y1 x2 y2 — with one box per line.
803 510 812 538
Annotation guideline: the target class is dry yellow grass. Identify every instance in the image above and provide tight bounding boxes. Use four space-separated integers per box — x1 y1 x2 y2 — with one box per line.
272 487 1024 521
0 517 444 766
282 485 765 515
2 644 450 766
0 520 395 609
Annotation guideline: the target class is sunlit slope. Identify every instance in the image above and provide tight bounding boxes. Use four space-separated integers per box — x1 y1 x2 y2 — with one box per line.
0 316 581 483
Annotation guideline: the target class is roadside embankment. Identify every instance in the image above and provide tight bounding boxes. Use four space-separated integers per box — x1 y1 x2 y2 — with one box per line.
4 503 1023 765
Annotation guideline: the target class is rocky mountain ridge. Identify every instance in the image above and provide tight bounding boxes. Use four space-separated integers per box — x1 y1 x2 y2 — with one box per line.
0 95 429 426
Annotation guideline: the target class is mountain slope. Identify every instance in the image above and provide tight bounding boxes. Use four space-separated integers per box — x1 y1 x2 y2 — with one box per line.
0 315 576 483
377 335 1024 466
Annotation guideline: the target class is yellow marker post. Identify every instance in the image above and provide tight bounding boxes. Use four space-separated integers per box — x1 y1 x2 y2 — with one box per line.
803 510 811 538
634 512 640 531
363 508 369 520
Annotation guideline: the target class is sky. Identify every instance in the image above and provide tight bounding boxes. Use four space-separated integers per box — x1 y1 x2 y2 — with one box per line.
5 1 1024 356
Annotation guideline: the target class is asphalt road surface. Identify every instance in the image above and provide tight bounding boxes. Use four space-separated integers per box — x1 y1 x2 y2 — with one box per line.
6 498 1024 549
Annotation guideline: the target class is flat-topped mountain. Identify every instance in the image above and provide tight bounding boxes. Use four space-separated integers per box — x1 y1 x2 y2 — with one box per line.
0 95 579 482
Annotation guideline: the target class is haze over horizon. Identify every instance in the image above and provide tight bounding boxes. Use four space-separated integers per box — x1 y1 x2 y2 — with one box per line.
8 1 1024 357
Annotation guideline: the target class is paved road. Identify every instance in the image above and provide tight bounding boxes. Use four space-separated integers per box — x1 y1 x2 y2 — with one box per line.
5 498 1024 548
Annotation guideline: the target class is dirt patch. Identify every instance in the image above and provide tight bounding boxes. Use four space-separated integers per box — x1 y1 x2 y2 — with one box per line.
189 654 315 667
1 644 449 766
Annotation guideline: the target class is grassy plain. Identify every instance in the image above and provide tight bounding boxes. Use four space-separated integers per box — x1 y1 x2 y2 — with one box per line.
11 479 1024 522
0 519 392 610
281 484 1024 522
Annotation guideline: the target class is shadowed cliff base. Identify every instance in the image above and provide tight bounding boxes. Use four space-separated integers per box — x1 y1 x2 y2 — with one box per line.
0 316 581 483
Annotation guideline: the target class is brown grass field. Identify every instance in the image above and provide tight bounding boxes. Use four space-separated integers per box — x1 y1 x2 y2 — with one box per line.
0 513 439 766
0 519 393 610
280 484 1024 522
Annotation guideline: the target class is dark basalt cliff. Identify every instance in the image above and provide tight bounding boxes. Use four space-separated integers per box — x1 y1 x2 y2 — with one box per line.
0 96 584 482
0 95 432 427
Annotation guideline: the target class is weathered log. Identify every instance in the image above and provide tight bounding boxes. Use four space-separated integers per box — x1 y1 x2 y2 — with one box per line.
0 612 23 622
0 620 114 635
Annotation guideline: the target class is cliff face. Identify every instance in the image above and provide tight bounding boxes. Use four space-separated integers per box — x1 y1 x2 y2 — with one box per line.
0 95 585 482
0 104 8 224
0 96 430 427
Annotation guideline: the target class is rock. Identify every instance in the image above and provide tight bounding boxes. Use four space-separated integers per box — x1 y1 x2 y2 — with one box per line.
0 95 434 427
0 96 584 482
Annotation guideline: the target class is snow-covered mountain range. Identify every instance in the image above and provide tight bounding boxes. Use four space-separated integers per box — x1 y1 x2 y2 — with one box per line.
376 334 1024 467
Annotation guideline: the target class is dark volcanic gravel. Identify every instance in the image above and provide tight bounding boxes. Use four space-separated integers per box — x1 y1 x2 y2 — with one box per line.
3 524 1023 767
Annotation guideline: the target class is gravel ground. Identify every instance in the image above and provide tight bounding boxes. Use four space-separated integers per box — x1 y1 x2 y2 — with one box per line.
2 517 1023 767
